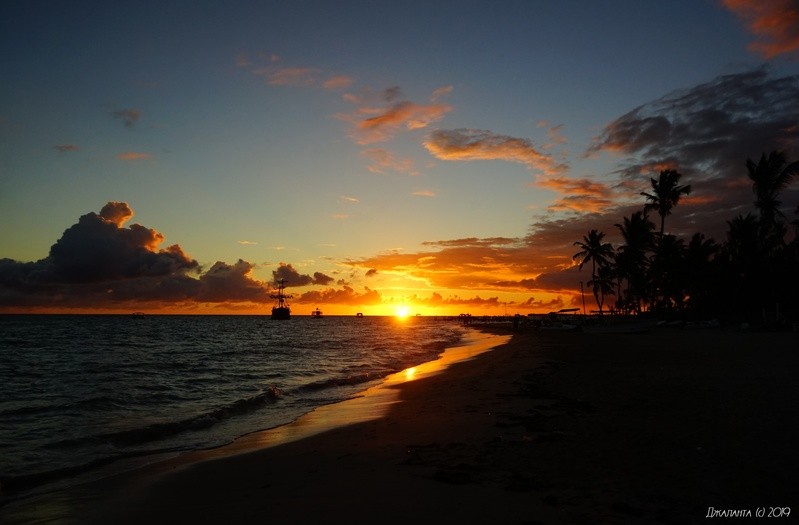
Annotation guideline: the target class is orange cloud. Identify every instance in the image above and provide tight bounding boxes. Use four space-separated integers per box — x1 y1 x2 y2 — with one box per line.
338 86 452 144
353 101 451 144
424 129 568 175
323 75 355 90
411 190 436 197
536 176 617 213
117 152 152 161
362 148 419 176
723 0 799 58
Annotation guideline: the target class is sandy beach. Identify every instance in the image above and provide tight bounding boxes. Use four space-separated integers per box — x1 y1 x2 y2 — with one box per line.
3 325 798 524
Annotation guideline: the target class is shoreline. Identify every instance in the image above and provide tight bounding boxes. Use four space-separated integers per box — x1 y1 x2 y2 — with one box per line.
3 326 797 524
0 327 511 524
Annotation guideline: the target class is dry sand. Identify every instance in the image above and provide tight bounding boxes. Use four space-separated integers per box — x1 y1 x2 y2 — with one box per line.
3 326 798 524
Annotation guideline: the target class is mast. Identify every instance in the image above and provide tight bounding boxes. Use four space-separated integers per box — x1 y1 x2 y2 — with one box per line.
270 279 293 319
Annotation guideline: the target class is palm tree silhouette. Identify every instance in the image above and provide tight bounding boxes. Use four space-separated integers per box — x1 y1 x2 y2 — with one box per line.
615 211 655 313
589 264 615 315
746 151 799 244
684 232 719 313
641 169 692 237
649 234 686 311
573 229 614 314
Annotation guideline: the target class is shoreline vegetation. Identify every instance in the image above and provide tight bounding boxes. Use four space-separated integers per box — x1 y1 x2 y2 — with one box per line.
2 323 797 524
571 151 799 330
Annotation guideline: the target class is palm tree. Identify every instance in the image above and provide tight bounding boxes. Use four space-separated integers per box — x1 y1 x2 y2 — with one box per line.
641 169 692 237
649 234 686 311
746 151 799 249
573 229 614 314
684 232 719 314
588 264 615 315
615 211 655 313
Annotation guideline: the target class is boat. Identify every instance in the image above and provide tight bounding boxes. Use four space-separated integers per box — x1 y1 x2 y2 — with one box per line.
311 307 323 318
356 312 364 318
270 279 293 320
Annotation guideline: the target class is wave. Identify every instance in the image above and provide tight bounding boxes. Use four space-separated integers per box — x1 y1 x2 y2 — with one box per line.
297 370 392 393
44 386 282 450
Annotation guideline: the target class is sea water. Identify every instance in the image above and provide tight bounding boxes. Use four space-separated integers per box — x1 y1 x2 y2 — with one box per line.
0 314 467 496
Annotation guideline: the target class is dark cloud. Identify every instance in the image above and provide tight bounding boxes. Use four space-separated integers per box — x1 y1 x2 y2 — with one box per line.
588 68 799 181
585 67 799 236
272 263 333 287
54 144 79 153
46 204 197 283
197 260 269 302
0 202 278 309
365 268 378 277
112 108 141 129
312 271 334 286
294 286 382 305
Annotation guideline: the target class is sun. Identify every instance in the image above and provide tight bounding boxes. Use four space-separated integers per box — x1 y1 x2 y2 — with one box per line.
395 305 411 319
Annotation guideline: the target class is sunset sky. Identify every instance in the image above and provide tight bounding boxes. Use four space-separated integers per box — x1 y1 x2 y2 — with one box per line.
2 0 798 315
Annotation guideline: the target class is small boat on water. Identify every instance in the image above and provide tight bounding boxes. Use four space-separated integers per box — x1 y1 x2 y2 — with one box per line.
311 307 323 318
270 279 293 320
356 312 364 318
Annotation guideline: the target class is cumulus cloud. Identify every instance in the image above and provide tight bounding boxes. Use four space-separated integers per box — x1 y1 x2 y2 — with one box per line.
272 263 333 287
197 260 269 302
294 286 382 305
722 0 799 58
0 202 280 310
424 129 568 175
112 109 141 129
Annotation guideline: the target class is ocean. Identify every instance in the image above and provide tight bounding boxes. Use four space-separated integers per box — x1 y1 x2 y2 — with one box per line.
0 314 471 498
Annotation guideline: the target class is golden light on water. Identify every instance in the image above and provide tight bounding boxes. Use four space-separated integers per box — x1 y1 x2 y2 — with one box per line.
405 367 417 381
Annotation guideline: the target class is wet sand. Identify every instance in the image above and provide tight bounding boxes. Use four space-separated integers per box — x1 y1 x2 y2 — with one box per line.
4 326 798 524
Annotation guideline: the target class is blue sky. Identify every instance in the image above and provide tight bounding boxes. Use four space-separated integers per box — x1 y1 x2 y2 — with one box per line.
1 0 798 314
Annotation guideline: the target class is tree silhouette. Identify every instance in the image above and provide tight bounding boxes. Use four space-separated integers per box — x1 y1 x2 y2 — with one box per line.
589 264 615 315
641 169 691 237
614 211 655 314
649 234 686 312
571 151 797 326
746 151 799 248
573 229 614 314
